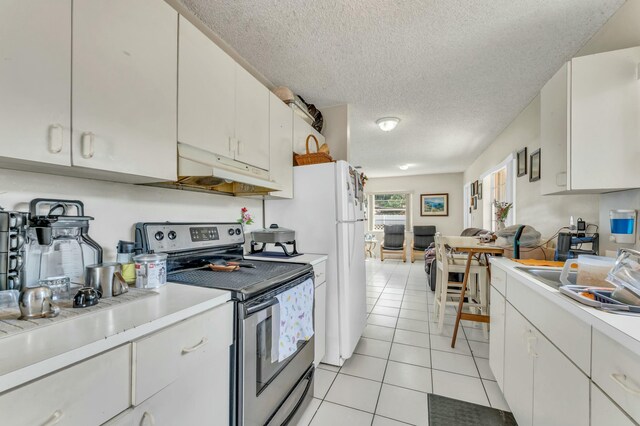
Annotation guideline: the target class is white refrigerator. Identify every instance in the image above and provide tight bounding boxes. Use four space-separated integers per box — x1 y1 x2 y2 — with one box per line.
265 160 367 366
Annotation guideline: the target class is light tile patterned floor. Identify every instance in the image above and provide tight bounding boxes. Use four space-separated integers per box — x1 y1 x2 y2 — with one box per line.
296 258 510 426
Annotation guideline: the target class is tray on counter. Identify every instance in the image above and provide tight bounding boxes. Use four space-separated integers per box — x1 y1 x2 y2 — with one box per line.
559 285 640 314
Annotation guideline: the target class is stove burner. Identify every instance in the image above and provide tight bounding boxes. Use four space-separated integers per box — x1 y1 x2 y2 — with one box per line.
168 260 308 299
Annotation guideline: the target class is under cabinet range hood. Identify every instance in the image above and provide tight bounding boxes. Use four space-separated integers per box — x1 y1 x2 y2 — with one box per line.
155 143 282 196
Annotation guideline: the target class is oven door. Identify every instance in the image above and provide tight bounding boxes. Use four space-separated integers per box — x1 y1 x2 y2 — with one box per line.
240 272 315 426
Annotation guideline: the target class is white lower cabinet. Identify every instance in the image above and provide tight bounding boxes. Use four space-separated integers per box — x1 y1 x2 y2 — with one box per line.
591 383 637 426
532 330 589 426
313 260 327 366
503 303 535 426
0 345 130 426
489 286 505 389
592 328 640 424
503 303 589 426
105 302 233 425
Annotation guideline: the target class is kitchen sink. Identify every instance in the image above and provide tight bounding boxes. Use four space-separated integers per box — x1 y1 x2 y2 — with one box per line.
515 267 577 289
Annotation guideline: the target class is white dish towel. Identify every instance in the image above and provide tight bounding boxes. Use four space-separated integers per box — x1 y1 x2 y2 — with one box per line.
272 278 314 362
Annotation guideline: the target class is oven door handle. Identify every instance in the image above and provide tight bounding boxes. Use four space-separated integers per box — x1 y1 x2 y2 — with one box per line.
281 369 313 425
246 298 279 316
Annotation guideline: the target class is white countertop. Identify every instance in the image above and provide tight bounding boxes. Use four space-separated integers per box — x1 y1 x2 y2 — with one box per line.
245 253 328 266
0 283 230 393
493 257 640 354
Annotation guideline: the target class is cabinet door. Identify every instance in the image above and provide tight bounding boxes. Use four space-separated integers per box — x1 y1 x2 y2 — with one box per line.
293 114 325 156
571 46 640 191
591 383 636 426
489 287 506 389
72 0 177 181
540 62 569 194
314 281 327 366
503 303 534 426
235 65 269 170
0 0 71 166
269 94 294 198
178 16 236 159
532 331 589 426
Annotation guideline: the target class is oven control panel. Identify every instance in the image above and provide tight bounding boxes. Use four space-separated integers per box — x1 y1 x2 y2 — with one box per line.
136 222 244 253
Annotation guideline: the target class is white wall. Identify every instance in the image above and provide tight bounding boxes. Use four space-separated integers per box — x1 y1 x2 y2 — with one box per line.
365 173 464 241
0 168 263 260
464 0 640 242
322 104 349 162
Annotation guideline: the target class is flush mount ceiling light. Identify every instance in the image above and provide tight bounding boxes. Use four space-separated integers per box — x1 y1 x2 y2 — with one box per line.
398 164 410 170
376 117 400 132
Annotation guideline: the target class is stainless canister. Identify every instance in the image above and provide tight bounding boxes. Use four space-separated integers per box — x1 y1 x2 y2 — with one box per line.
85 262 122 298
133 252 167 289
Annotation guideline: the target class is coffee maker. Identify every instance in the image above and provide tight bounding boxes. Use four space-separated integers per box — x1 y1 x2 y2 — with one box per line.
25 199 103 286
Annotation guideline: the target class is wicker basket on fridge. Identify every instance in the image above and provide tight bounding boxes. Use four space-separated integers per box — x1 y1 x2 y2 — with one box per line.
293 135 333 166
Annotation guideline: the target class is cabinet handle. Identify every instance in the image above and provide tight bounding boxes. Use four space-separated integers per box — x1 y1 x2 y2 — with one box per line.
81 132 95 159
41 410 63 426
524 331 539 358
48 124 64 154
610 373 640 396
140 411 155 426
181 337 208 354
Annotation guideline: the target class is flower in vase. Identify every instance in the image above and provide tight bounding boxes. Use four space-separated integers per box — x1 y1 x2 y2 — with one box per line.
238 207 254 226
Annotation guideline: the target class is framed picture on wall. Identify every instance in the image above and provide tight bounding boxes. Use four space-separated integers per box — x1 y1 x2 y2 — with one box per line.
420 193 449 216
477 182 483 200
470 182 476 196
530 149 541 182
517 147 528 177
472 196 478 210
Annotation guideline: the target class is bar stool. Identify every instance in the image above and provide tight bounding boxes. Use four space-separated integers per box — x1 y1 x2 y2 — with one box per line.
433 234 488 334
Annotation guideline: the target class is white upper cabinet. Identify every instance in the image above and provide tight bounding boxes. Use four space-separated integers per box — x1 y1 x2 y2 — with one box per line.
541 46 640 194
0 0 71 166
235 65 270 170
178 17 270 171
72 0 178 182
268 94 294 198
178 16 235 159
540 62 569 195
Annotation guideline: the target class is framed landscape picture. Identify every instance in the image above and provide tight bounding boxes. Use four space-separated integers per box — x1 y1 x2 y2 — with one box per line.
530 149 541 182
517 147 527 177
420 193 449 216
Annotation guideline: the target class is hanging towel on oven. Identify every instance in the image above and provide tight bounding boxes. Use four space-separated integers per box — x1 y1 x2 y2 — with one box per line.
271 278 314 362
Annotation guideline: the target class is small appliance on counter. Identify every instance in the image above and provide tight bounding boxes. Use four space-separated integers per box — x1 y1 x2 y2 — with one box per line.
25 199 103 287
0 210 29 291
609 209 637 244
250 224 301 257
555 217 600 262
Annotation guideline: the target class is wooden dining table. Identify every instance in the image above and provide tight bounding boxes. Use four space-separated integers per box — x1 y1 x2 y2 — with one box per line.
445 237 504 348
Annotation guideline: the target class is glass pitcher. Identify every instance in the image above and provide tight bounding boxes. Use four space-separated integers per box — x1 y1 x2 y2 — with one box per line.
25 199 103 287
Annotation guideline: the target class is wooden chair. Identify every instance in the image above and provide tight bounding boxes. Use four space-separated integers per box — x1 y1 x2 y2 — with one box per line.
380 225 406 262
432 234 488 334
411 225 436 263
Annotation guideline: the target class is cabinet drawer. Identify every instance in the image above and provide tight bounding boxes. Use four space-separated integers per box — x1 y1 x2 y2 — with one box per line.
133 302 233 404
506 274 591 374
591 382 636 426
313 261 326 286
0 345 130 426
491 264 507 296
592 329 640 424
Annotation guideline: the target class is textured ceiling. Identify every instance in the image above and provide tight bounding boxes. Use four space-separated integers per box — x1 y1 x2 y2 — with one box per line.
179 0 624 177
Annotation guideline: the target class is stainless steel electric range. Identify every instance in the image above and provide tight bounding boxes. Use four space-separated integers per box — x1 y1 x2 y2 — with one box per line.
135 222 315 426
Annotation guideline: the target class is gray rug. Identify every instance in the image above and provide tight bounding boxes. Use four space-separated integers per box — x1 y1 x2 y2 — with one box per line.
428 394 518 426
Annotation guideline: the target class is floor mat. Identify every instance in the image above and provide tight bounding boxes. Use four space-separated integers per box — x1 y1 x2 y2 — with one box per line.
428 394 517 426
